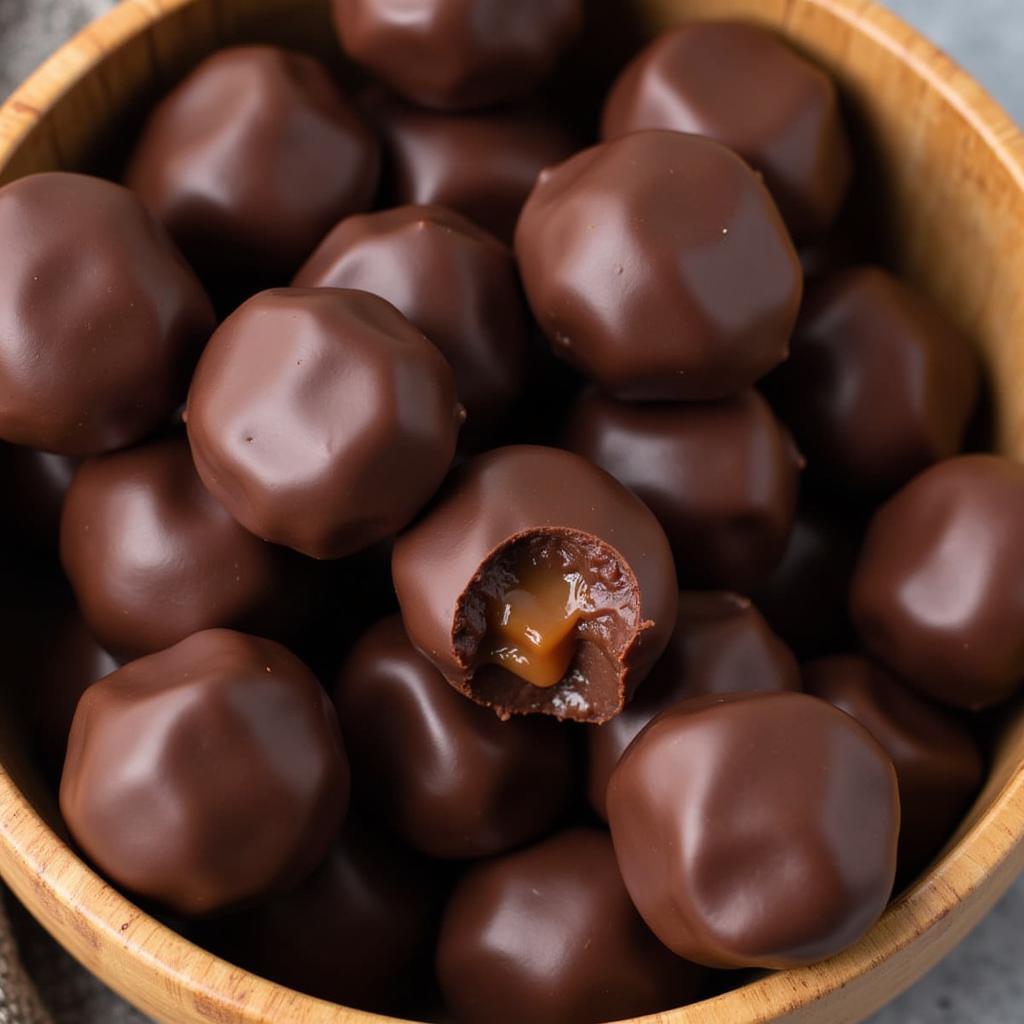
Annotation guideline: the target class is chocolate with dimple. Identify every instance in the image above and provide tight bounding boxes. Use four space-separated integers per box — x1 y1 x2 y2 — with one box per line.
392 445 677 723
515 131 802 401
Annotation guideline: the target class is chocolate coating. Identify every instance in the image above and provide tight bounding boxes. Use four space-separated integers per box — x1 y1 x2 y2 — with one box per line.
851 454 1024 709
0 173 214 456
334 0 582 112
563 388 801 589
602 21 852 237
60 629 349 915
186 288 462 560
768 267 980 495
335 615 574 858
392 445 678 723
515 131 802 401
436 829 701 1024
607 692 899 969
125 47 379 283
0 444 76 555
588 592 800 818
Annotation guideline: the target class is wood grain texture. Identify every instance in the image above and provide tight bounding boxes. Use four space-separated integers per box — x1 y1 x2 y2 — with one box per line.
1 1 1023 1022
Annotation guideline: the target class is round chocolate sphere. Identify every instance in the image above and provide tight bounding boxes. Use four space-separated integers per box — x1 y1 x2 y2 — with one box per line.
186 288 463 560
515 131 802 401
60 629 349 916
0 172 214 456
607 692 899 969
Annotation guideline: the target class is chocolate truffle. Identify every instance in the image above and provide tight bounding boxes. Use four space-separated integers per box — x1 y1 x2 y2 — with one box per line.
563 388 801 589
850 454 1024 710
768 267 980 495
0 444 76 555
334 0 582 112
804 655 983 878
588 592 800 818
392 445 678 723
60 629 349 916
602 21 852 237
515 131 802 401
436 829 701 1024
186 288 462 560
294 205 528 432
607 692 899 969
60 436 322 660
0 173 214 456
335 615 573 858
125 47 379 283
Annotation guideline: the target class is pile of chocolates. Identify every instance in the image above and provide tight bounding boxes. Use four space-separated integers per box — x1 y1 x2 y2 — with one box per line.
2 1 1016 1021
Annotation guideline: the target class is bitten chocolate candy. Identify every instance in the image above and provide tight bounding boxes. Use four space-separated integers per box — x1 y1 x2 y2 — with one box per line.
335 616 573 858
125 47 379 283
588 592 800 818
602 21 852 237
804 655 983 878
392 445 677 723
436 829 702 1024
563 388 801 589
768 268 979 495
0 173 214 456
186 288 462 560
515 131 802 401
608 692 899 969
60 630 349 916
851 455 1024 710
295 205 528 432
334 0 582 112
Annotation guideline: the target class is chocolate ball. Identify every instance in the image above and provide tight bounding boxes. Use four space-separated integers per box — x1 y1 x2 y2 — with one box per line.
334 0 582 112
563 388 801 589
436 829 702 1024
609 693 898 969
186 288 463 560
851 454 1024 710
768 267 980 495
392 445 678 723
60 629 349 916
125 47 379 284
0 173 214 456
515 131 802 401
602 21 852 237
588 592 800 818
0 444 76 555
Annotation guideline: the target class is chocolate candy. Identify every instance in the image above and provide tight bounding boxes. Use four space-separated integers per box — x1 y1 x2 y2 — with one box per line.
768 267 980 495
0 444 76 555
125 47 379 284
515 131 802 401
335 615 573 858
587 592 800 818
186 288 462 560
334 0 582 112
804 655 983 879
392 445 677 723
607 692 899 969
563 388 801 589
436 829 701 1024
850 454 1024 710
60 629 349 915
294 205 528 433
601 20 852 238
0 173 214 456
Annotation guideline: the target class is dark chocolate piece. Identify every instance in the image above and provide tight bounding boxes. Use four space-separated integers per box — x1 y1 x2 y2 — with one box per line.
0 444 76 555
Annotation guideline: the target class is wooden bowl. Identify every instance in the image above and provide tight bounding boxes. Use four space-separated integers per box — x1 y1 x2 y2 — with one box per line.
1 1 1023 1022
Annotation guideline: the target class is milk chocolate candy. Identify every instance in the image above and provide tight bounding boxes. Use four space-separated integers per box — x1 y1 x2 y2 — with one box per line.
392 445 678 723
436 829 702 1024
563 388 801 589
515 131 802 401
0 173 214 456
60 630 349 916
602 21 852 237
186 288 463 560
851 454 1024 709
